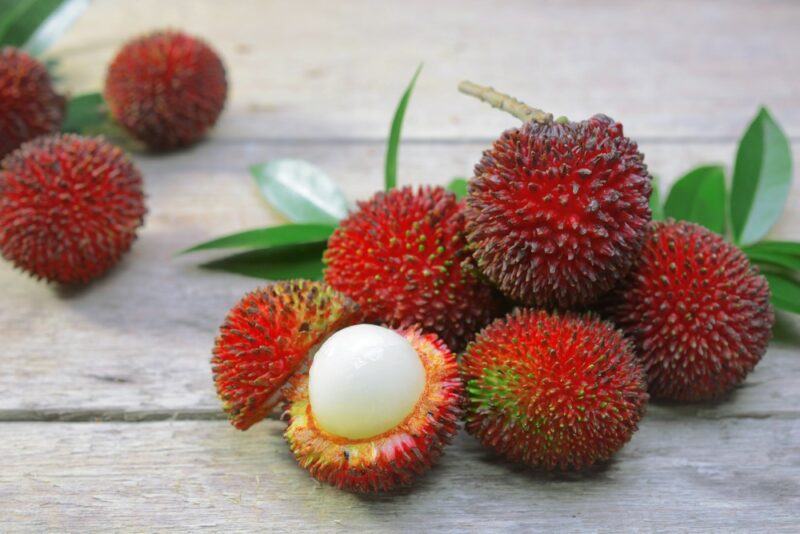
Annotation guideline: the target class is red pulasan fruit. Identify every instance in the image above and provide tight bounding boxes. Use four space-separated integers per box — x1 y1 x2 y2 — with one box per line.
466 115 652 308
606 220 774 402
0 47 65 158
104 30 227 150
461 309 648 470
323 185 503 351
284 327 463 492
0 134 146 284
212 280 361 430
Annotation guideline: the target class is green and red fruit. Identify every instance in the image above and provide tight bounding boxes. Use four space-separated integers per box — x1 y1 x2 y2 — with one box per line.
0 134 146 284
0 47 65 158
324 185 503 351
104 30 227 150
606 220 774 402
461 308 648 470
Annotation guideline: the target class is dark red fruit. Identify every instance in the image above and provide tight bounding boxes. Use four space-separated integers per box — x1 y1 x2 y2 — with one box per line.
606 220 774 401
0 47 65 158
0 134 146 284
466 115 652 308
104 30 227 150
323 186 503 351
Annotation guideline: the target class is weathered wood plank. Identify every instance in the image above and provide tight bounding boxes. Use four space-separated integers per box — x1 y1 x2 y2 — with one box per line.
1 417 798 531
1 141 799 416
48 0 800 140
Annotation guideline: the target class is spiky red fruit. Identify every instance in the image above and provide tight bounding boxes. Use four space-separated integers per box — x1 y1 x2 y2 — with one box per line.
285 326 462 492
466 115 652 308
605 220 774 402
0 134 146 284
0 47 65 158
323 185 503 351
212 280 361 430
104 30 227 150
461 309 648 470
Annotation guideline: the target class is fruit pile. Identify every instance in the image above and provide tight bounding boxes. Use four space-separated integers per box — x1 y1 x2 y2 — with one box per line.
0 30 227 283
211 83 774 492
0 17 779 493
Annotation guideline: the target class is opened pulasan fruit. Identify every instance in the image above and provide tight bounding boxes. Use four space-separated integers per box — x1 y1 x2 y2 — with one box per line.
212 280 463 492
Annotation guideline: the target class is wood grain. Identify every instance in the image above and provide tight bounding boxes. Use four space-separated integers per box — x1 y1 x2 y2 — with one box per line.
47 0 800 141
2 0 800 530
1 141 799 416
1 417 798 532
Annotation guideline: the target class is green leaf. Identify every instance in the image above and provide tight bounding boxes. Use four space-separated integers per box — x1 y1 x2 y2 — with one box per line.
764 272 800 314
730 107 793 245
199 242 327 281
663 165 726 234
384 64 422 191
62 92 107 133
250 160 349 225
747 251 800 272
742 240 800 258
649 175 664 221
180 223 335 254
0 0 87 53
447 177 468 200
22 0 89 56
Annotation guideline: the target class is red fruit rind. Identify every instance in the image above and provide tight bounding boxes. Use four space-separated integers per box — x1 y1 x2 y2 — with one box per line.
467 115 652 308
607 220 774 401
0 134 146 284
0 47 65 158
461 309 648 470
324 185 502 350
212 280 361 430
104 30 227 150
284 326 463 492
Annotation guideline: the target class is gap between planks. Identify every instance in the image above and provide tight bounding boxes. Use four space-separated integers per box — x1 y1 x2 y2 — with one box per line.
2 406 799 423
171 136 800 147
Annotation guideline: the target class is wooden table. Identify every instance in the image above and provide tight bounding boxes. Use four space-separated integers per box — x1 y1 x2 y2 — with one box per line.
2 0 799 531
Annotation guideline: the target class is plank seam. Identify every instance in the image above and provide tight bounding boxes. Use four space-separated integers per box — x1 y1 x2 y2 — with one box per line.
0 409 797 423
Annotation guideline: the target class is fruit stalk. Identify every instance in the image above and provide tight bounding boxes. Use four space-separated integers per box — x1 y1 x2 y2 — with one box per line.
458 81 552 123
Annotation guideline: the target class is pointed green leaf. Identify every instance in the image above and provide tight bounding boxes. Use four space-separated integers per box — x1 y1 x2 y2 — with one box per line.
447 177 468 200
743 240 800 258
764 272 800 314
649 175 664 221
62 92 107 133
663 165 726 234
385 64 422 191
730 107 793 245
0 0 87 52
22 0 89 56
181 223 335 254
200 242 327 281
251 160 348 224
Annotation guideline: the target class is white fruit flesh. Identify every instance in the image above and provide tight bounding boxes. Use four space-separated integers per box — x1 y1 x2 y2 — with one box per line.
308 324 426 440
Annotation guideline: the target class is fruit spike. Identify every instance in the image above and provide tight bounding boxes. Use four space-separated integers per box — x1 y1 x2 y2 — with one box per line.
0 134 146 284
606 220 774 401
285 325 463 493
461 309 648 470
211 280 361 430
104 30 227 150
0 47 65 158
323 185 503 351
459 81 652 309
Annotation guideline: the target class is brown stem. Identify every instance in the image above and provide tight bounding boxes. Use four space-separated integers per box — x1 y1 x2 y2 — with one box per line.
458 81 552 123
